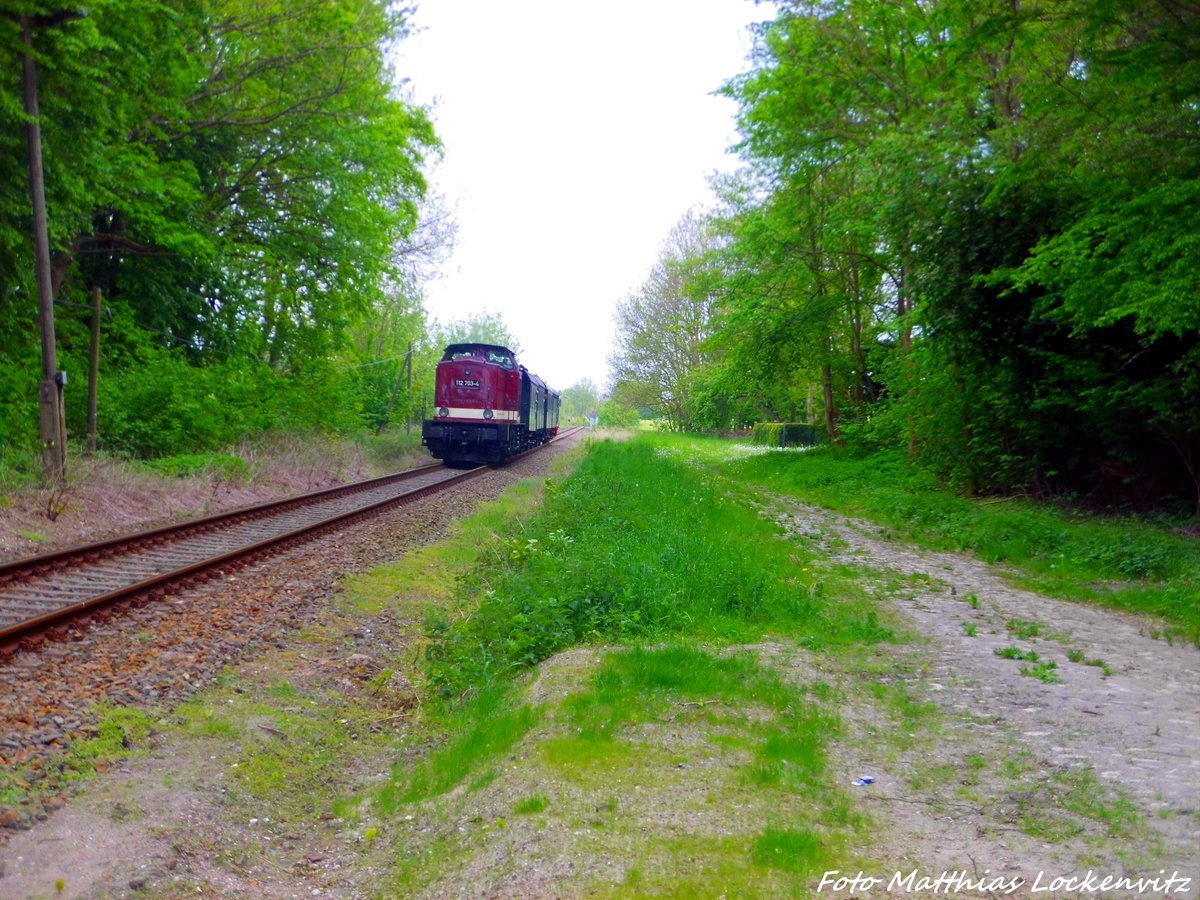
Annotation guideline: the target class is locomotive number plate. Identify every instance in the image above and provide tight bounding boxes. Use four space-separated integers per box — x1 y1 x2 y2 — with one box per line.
454 379 481 388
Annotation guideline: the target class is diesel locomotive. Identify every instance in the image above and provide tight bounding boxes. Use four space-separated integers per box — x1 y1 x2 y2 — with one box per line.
421 343 560 466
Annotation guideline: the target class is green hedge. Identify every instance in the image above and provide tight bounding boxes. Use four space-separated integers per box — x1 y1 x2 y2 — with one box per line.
750 422 824 448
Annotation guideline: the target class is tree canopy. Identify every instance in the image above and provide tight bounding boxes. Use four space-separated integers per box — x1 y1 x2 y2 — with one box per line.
615 0 1199 512
1 0 437 459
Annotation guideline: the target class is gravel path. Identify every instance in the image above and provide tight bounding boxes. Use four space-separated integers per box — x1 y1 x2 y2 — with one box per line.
778 501 1200 879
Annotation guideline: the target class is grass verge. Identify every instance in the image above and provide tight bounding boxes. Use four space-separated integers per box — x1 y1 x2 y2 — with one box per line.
421 437 894 705
364 435 898 892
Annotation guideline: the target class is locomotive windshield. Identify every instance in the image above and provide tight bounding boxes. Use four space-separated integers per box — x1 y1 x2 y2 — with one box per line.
443 344 515 370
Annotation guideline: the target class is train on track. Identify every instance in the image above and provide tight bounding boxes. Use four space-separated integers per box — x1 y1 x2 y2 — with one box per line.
421 342 560 466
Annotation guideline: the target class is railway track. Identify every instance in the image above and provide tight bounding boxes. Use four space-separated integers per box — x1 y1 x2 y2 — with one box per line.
0 432 579 657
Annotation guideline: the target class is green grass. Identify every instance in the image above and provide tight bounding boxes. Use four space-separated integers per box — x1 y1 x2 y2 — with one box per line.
1020 660 1062 684
995 646 1038 661
1016 768 1143 843
513 793 549 814
0 705 156 810
727 446 1200 643
378 685 539 810
751 826 828 873
535 644 857 891
138 452 250 481
1066 649 1113 676
61 705 154 778
552 646 840 792
993 647 1063 683
422 438 895 704
366 436 892 888
174 686 393 821
1006 618 1042 639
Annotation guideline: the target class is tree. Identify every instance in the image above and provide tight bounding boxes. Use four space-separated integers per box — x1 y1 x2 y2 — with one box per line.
438 311 521 353
609 212 723 431
0 0 438 457
560 379 601 424
349 189 457 434
715 0 1200 510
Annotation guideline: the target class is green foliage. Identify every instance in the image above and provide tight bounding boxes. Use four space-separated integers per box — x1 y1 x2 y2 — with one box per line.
438 312 522 354
63 705 154 778
559 379 601 424
596 399 640 428
0 0 438 465
1020 660 1061 684
379 686 538 808
609 212 725 430
92 350 363 458
513 793 549 815
708 0 1200 511
548 644 849 879
559 646 824 744
1005 619 1042 641
995 647 1039 662
139 453 249 481
361 427 427 469
751 827 827 874
1066 649 1112 677
750 422 823 448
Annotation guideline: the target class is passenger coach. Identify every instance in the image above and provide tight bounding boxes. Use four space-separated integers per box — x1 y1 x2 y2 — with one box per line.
421 343 560 466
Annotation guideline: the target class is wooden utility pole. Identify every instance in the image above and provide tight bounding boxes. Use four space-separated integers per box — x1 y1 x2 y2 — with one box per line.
87 285 101 453
405 341 413 434
21 14 66 482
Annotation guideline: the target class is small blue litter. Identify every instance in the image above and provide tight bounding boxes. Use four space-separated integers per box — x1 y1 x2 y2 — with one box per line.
851 775 876 787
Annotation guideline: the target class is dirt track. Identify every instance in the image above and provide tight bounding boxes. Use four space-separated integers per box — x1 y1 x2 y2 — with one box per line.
777 500 1200 886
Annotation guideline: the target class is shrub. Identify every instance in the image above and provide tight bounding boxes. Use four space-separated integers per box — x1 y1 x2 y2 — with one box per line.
751 422 824 448
140 453 250 481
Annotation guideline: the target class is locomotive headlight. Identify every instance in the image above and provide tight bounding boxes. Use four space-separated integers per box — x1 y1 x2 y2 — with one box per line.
438 407 449 418
483 408 494 420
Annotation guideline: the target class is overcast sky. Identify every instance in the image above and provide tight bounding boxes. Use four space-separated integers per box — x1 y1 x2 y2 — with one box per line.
392 1 766 392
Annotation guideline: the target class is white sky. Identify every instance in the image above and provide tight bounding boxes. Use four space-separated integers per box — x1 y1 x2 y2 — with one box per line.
392 1 765 392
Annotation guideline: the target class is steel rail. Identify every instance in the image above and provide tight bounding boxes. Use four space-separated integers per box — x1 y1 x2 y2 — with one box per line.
0 428 582 656
0 462 446 579
0 464 491 653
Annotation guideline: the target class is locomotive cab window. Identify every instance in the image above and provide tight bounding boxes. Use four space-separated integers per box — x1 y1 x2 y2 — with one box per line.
441 345 515 370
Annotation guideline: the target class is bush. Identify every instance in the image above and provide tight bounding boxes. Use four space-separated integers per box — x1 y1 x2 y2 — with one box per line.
598 399 640 428
90 350 367 458
751 422 824 448
362 427 427 468
139 453 250 481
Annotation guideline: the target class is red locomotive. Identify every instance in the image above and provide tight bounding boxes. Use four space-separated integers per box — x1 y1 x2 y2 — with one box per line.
421 343 561 466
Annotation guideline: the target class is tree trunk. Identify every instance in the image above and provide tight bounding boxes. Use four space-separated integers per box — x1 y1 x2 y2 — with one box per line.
87 285 102 454
822 363 837 442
